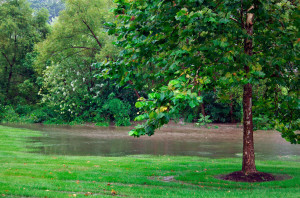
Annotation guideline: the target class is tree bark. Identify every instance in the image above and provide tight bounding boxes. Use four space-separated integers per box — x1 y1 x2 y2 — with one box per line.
242 10 257 174
229 95 235 123
82 19 102 49
242 83 256 174
6 64 13 97
1 52 14 101
198 90 206 117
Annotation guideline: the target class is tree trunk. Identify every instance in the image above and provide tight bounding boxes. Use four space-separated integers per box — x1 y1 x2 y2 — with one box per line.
242 10 257 174
229 95 235 123
5 64 13 100
242 83 256 174
198 90 206 117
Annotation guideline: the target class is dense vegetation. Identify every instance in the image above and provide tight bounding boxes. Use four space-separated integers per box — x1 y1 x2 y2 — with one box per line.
0 0 250 126
0 0 138 126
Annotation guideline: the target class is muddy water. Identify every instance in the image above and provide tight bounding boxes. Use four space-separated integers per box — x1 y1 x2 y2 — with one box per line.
3 123 300 161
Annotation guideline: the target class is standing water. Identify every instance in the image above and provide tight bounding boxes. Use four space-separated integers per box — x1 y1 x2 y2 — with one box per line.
3 123 300 161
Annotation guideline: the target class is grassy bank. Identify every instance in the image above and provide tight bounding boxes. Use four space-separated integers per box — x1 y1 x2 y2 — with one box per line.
0 126 299 197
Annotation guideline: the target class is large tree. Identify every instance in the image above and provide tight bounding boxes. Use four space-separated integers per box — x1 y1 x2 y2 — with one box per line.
0 0 49 104
34 0 127 122
102 0 299 176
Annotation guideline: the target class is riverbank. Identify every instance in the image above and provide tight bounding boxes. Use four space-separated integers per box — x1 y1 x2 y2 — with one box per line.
0 125 299 197
2 123 299 161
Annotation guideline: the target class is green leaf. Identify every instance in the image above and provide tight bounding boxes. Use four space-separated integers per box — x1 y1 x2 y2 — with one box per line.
135 102 143 108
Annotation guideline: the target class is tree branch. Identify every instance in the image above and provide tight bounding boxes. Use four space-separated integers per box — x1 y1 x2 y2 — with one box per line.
70 46 97 50
213 0 224 11
81 19 102 49
230 16 241 25
1 52 13 67
240 0 245 28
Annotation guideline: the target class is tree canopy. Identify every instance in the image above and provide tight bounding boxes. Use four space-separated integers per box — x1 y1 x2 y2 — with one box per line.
0 0 50 104
103 0 299 174
33 0 136 125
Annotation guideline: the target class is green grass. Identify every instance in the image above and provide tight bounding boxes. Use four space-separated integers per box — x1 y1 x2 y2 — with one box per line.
0 125 299 198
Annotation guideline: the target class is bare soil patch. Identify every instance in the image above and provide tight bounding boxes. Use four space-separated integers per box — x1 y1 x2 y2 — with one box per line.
148 176 176 182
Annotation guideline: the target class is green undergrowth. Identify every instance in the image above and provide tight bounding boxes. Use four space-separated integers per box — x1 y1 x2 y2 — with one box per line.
0 125 299 198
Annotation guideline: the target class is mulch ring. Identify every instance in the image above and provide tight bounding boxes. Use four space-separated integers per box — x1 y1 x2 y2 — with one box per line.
217 171 292 183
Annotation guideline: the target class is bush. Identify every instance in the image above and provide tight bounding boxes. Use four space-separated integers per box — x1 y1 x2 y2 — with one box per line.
195 114 212 128
103 98 131 126
202 91 242 123
15 105 33 116
184 114 195 123
28 108 48 123
95 121 110 127
0 104 4 121
253 115 274 130
1 106 20 123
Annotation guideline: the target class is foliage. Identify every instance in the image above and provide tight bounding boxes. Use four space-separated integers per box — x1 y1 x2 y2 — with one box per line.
15 105 33 116
195 114 212 128
33 0 134 125
103 97 131 126
1 106 20 123
95 120 110 127
0 104 5 121
0 0 49 105
27 108 50 123
203 91 242 123
253 115 274 130
106 0 299 144
130 78 201 137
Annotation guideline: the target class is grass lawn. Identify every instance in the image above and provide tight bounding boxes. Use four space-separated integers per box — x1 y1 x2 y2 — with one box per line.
0 125 299 198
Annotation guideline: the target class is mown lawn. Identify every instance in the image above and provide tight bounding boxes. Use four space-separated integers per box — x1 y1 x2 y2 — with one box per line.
0 125 299 198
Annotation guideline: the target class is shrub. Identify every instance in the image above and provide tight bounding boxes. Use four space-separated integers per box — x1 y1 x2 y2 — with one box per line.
0 104 4 121
253 115 274 130
195 114 212 128
28 108 49 123
95 121 110 127
103 98 131 126
1 106 20 123
15 105 33 116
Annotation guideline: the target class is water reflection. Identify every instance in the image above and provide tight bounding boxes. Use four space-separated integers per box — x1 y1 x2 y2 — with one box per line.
3 123 300 161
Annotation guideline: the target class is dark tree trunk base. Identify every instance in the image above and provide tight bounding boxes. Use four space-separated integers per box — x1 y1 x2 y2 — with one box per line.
219 171 278 182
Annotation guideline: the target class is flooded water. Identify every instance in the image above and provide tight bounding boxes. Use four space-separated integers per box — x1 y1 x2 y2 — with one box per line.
3 123 300 161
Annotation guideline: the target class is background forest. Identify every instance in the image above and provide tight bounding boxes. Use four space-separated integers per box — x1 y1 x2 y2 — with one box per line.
28 0 64 21
0 0 297 131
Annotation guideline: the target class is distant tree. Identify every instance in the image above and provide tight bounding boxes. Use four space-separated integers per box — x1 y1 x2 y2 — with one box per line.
34 0 120 121
0 0 50 104
104 0 299 176
28 0 65 21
